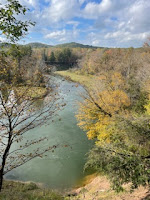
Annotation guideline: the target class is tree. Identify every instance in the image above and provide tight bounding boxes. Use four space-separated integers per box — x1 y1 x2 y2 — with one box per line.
0 55 15 84
57 51 65 63
63 48 71 63
0 0 35 42
8 45 32 82
0 78 63 191
49 51 56 63
42 49 48 62
0 0 64 192
8 45 32 63
76 72 150 191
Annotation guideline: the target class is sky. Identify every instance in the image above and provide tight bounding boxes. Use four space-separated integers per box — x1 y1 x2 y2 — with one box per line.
1 0 150 47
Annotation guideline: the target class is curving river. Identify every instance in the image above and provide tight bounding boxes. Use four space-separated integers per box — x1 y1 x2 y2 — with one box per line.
5 75 93 190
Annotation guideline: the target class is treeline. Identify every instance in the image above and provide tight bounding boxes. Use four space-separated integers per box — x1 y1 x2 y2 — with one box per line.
0 45 46 87
76 47 149 75
42 48 79 69
33 47 93 70
34 46 150 74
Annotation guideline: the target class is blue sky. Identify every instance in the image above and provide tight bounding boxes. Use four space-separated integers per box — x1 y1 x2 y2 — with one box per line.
1 0 150 47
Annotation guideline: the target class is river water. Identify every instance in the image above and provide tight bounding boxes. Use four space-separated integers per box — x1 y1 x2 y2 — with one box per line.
5 76 93 190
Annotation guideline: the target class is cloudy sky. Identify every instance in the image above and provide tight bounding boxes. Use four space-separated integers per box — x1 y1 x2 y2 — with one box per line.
1 0 150 47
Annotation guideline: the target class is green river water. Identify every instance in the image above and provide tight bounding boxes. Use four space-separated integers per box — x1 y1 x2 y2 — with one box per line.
6 76 93 190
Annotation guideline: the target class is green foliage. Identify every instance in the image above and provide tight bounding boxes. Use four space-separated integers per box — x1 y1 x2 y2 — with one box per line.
42 49 48 61
22 182 38 192
8 45 32 59
57 51 65 63
49 51 56 62
57 48 78 65
55 42 99 48
76 70 150 191
0 0 35 42
42 47 79 70
26 42 53 48
85 146 150 192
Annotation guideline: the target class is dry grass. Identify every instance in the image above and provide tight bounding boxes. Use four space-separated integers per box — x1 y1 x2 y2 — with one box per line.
54 71 94 88
0 180 63 200
68 176 150 200
14 86 48 99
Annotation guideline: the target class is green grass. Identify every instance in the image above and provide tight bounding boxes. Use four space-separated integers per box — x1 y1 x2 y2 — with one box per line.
0 181 64 200
54 71 94 88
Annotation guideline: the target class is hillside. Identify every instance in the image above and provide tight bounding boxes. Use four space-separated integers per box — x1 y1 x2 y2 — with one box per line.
26 42 53 48
0 42 102 49
70 175 150 200
0 181 63 200
55 42 100 48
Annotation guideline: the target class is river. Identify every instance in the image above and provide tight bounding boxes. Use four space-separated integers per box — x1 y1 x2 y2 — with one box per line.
5 75 93 190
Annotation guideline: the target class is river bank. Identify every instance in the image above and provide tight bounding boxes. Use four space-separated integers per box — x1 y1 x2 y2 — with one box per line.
0 180 63 200
68 175 150 200
54 71 94 88
2 173 150 200
54 71 150 200
3 73 150 200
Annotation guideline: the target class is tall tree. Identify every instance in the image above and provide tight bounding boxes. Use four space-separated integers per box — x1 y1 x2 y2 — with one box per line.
49 51 56 63
0 0 64 192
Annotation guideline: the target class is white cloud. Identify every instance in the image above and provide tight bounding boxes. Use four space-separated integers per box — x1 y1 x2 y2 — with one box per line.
45 30 66 39
0 0 150 47
42 0 80 24
83 0 112 19
105 31 150 41
66 21 80 28
81 0 150 47
44 28 80 44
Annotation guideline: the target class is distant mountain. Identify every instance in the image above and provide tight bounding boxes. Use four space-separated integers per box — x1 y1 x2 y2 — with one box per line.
26 42 53 48
55 42 99 48
0 42 101 49
0 42 12 47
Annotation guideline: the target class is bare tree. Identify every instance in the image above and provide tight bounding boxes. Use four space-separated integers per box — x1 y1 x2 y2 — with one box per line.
0 82 64 191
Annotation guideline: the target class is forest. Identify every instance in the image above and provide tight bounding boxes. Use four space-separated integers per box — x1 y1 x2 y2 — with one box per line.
1 0 150 200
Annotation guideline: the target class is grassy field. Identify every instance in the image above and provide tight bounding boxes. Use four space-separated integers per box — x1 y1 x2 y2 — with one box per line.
54 71 94 88
0 181 63 200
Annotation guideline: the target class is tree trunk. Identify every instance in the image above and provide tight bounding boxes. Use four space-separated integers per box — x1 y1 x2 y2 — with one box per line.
0 169 4 192
0 134 12 192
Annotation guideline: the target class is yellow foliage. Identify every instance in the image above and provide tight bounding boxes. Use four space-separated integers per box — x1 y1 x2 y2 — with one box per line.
98 89 130 114
111 72 126 88
144 101 150 115
14 86 48 99
76 73 131 144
